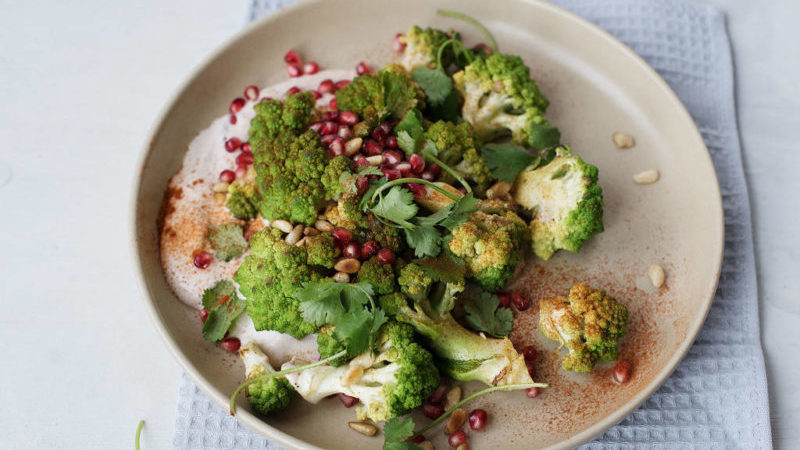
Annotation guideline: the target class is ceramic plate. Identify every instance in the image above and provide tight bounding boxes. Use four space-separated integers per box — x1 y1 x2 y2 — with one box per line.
131 0 724 448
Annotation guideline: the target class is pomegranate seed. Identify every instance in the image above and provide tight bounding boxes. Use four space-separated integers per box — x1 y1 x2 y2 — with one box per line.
355 61 372 75
286 86 301 95
383 150 403 165
328 137 345 156
236 152 254 166
526 387 541 398
309 122 324 134
458 187 468 195
511 292 531 311
352 153 366 163
303 61 319 75
221 337 241 352
406 182 426 198
363 139 382 155
448 430 468 448
385 136 398 149
338 111 359 125
383 168 401 181
343 242 361 259
526 359 536 378
472 43 492 55
428 163 442 177
244 85 260 101
329 97 338 110
408 154 426 174
355 176 369 195
318 79 336 94
241 142 252 153
354 158 369 168
377 248 395 264
224 137 242 152
332 227 352 244
320 134 337 145
320 121 338 135
361 241 379 258
229 115 237 124
219 170 236 183
337 126 353 140
422 404 443 419
229 97 246 115
407 435 425 444
371 127 387 144
395 162 412 177
235 165 247 180
497 292 511 307
321 112 338 123
288 63 303 77
200 309 209 323
429 385 447 404
393 33 407 53
311 90 322 100
335 79 350 89
284 50 301 65
193 252 213 269
521 346 537 363
613 360 632 384
468 409 488 431
337 393 358 408
421 170 436 181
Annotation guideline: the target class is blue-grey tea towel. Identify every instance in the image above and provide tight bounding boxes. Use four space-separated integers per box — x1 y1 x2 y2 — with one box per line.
172 0 772 448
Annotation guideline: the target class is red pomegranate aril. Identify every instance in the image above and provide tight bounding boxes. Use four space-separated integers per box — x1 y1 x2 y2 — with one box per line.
221 337 241 352
320 134 337 145
393 33 407 53
241 142 252 153
613 360 632 384
384 150 404 165
458 187 468 195
219 170 236 183
526 387 541 398
332 227 352 244
225 137 242 152
320 120 338 135
468 409 488 431
235 165 248 180
200 309 209 323
355 61 372 75
309 122 324 134
428 163 442 177
421 171 436 181
497 292 511 307
337 393 358 408
428 385 447 404
287 63 303 77
318 79 336 94
284 50 301 65
521 345 537 363
236 152 255 166
511 292 531 311
244 85 260 101
286 86 301 95
343 243 361 259
407 435 425 444
422 404 443 419
229 114 237 125
405 182 426 198
526 360 536 378
383 168 401 181
409 154 426 174
355 176 369 195
303 61 319 75
338 110 359 125
377 248 395 264
395 162 412 177
361 241 379 258
311 90 322 100
328 137 345 156
363 139 382 155
193 251 213 269
329 97 338 110
337 126 353 140
385 135 398 149
335 79 350 89
229 97 246 115
371 126 387 143
473 43 492 55
323 110 339 121
448 430 468 448
354 158 369 168
352 153 366 163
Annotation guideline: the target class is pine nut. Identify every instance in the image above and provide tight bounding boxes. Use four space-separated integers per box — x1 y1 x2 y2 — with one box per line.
456 444 468 450
294 237 307 247
333 272 350 283
304 227 320 236
344 137 363 156
315 220 334 232
445 408 467 435
212 181 230 193
633 169 659 184
486 181 512 199
365 155 385 166
420 442 435 450
443 386 462 411
334 258 361 274
271 219 293 233
348 421 377 436
612 132 635 149
648 264 665 288
285 224 304 245
213 192 227 205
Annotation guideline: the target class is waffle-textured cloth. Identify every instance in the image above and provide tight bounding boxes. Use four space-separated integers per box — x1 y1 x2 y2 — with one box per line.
172 0 772 448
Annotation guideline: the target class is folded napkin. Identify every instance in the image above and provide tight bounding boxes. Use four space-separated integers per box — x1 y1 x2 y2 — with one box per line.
173 0 772 448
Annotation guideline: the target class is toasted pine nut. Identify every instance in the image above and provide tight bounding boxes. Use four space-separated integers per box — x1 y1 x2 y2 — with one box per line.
613 360 632 384
648 264 665 288
334 258 361 274
612 132 635 149
285 224 304 245
294 237 307 247
456 444 468 450
212 182 230 193
213 192 227 205
445 408 467 435
315 220 334 232
344 137 363 156
271 219 293 233
443 386 462 411
348 421 377 436
486 181 512 199
333 272 350 283
420 442 435 450
366 155 385 166
342 365 364 386
633 169 660 184
304 227 320 236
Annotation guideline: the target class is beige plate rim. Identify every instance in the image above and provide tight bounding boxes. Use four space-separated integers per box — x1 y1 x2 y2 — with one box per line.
129 0 724 448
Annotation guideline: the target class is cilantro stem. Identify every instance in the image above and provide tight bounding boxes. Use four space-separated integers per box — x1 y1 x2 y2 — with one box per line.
421 151 472 194
135 420 144 450
229 350 348 415
411 382 548 438
372 177 461 203
437 9 498 53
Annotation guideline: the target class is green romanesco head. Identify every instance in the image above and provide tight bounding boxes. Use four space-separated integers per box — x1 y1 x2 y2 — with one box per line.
539 283 628 372
447 209 528 292
239 342 294 416
357 256 397 295
325 195 404 251
335 65 425 126
424 121 494 196
513 146 604 259
399 25 457 71
377 291 409 317
304 233 339 269
321 155 354 200
453 53 550 146
225 167 259 220
316 325 348 367
397 263 433 303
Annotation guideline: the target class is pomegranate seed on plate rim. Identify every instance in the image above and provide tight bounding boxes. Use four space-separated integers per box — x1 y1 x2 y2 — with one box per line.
393 33 407 53
236 152 254 166
241 142 252 153
287 63 303 77
221 337 241 352
219 170 236 183
526 387 541 398
244 85 260 101
448 430 468 448
229 97 246 114
284 50 301 65
303 61 319 74
224 137 242 152
355 61 372 75
286 86 301 95
468 409 488 431
318 79 336 94
193 251 213 269
335 79 350 89
229 115 237 125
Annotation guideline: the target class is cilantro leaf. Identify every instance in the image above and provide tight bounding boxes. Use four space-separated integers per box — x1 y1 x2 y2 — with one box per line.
334 309 374 356
527 123 561 149
463 292 514 338
404 226 442 258
360 177 388 211
358 165 384 176
372 186 418 226
208 223 248 261
395 109 424 138
437 194 479 230
411 67 453 107
419 138 439 156
340 166 384 195
383 417 421 450
416 253 466 284
297 282 374 326
201 280 246 341
397 130 418 155
480 143 537 182
425 87 462 123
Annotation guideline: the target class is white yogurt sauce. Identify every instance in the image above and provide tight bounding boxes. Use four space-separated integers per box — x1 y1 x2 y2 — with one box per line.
160 69 355 365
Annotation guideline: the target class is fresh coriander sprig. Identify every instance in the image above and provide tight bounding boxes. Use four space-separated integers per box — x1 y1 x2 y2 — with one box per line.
421 150 472 194
371 177 460 203
135 420 144 450
437 9 498 53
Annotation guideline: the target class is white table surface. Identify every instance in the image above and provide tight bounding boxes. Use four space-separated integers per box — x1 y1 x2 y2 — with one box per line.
0 0 796 448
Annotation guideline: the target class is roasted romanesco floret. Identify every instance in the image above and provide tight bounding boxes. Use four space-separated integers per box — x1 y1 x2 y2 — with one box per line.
321 155 354 200
304 233 339 269
539 283 628 372
424 120 494 196
398 25 456 71
325 194 403 251
225 167 259 220
513 146 604 259
335 65 425 126
239 342 294 416
453 53 550 147
357 256 397 295
316 325 348 367
447 209 528 292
